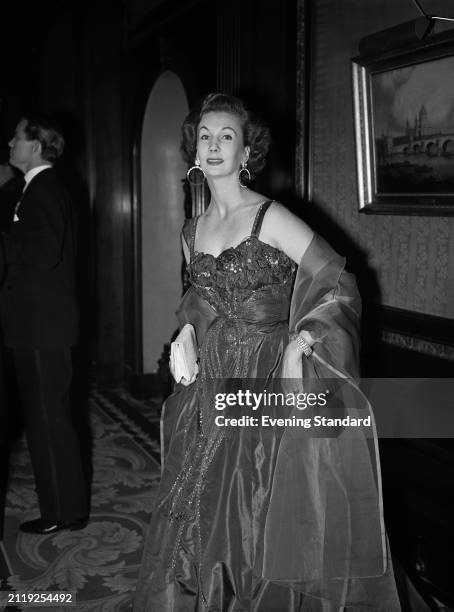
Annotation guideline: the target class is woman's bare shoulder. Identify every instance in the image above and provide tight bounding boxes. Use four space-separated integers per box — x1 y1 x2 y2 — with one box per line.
260 201 314 264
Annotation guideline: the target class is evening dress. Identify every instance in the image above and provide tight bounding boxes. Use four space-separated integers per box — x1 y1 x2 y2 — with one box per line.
133 201 401 611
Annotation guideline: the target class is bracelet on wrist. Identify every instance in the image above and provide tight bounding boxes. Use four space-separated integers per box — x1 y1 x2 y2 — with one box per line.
295 334 313 357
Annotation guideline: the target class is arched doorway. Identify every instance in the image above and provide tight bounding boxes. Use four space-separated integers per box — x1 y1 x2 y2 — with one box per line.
140 71 189 373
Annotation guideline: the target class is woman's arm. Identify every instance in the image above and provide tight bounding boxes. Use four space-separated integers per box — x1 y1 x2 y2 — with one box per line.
260 202 316 365
285 232 361 382
261 207 361 379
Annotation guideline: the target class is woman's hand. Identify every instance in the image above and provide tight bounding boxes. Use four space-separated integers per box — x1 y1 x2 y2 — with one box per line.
281 331 314 394
281 341 303 396
281 338 303 380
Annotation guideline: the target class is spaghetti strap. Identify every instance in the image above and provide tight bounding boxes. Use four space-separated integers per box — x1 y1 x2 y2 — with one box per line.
251 200 273 239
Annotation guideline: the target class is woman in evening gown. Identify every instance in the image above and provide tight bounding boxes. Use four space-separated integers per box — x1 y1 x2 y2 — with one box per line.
133 94 401 611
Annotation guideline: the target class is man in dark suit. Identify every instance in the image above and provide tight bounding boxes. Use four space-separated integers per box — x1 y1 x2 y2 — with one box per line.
0 159 23 231
0 114 88 534
0 158 24 284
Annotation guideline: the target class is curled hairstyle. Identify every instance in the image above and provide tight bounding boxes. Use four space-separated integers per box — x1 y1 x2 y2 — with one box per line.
22 113 65 163
181 93 271 179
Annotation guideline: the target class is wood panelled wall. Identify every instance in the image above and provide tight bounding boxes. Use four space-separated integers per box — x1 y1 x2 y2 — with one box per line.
87 0 298 389
83 3 126 385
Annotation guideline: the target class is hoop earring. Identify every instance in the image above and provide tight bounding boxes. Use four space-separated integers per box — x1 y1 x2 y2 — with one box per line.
239 161 251 188
187 159 205 186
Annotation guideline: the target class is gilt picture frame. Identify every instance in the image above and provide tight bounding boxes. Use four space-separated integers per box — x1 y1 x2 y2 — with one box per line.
352 34 454 215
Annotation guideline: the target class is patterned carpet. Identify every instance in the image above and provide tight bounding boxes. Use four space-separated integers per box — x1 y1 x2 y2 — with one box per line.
2 391 451 612
0 389 162 611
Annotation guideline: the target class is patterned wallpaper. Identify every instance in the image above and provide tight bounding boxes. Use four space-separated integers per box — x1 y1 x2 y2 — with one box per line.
308 0 454 318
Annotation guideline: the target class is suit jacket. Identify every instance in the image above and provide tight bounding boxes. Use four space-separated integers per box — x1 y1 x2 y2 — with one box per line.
0 175 24 232
0 168 78 348
0 176 24 286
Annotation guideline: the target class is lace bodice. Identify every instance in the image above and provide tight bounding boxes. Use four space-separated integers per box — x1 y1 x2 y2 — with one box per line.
182 201 296 321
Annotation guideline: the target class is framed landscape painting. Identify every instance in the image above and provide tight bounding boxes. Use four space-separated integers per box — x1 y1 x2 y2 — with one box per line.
352 34 454 215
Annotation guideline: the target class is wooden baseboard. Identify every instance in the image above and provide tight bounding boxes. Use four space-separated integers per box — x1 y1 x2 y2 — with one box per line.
380 305 453 346
368 304 454 360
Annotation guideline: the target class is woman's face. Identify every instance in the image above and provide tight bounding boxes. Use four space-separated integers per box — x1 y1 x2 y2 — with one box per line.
197 111 249 181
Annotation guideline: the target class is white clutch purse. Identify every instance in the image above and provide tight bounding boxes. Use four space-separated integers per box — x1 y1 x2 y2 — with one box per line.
170 323 198 383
